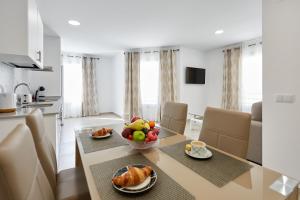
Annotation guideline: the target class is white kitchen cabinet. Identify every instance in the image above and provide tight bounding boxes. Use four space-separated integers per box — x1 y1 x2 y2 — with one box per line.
0 0 44 68
36 11 44 66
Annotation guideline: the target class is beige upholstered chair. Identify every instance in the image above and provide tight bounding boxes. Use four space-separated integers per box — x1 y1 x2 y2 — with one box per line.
26 109 90 200
0 124 55 200
199 107 251 158
160 102 188 134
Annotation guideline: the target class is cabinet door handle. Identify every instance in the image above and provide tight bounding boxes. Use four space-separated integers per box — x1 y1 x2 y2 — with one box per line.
36 51 41 62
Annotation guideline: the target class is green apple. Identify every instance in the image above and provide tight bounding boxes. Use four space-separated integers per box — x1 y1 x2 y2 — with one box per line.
133 131 145 141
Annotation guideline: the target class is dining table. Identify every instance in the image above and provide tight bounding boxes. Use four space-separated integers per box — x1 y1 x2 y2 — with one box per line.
75 122 299 200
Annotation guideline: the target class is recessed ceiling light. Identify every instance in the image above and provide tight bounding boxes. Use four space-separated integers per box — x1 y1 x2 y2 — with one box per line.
215 29 224 35
68 20 80 26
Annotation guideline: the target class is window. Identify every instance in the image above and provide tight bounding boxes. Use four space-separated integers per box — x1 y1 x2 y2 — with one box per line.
63 56 83 118
140 52 159 120
240 41 262 112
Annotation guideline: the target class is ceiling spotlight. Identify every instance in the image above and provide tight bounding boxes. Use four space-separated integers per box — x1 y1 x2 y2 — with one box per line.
68 20 80 26
215 29 224 35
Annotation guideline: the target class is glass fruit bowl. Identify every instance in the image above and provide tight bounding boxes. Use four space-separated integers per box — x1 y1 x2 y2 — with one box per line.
122 117 160 149
125 139 160 150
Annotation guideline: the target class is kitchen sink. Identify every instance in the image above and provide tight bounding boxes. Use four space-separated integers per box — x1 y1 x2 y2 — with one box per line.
20 103 53 108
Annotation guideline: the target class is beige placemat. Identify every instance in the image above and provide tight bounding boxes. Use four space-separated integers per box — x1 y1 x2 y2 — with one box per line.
90 153 195 200
158 128 177 139
160 140 253 187
78 130 128 153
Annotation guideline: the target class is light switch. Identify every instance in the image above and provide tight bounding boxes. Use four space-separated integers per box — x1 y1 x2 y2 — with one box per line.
274 94 296 103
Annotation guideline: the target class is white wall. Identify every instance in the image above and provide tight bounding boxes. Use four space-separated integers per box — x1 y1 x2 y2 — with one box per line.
263 0 300 180
105 48 207 118
106 47 221 118
203 48 224 108
0 63 30 94
28 36 61 96
95 56 115 113
0 63 15 92
178 47 206 116
111 53 125 117
109 48 209 118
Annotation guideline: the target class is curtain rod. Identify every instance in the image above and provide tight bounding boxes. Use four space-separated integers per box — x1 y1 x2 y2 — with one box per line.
63 55 100 60
222 42 262 52
248 41 263 47
124 49 180 54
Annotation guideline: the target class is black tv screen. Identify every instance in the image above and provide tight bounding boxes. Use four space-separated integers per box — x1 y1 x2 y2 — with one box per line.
185 67 206 84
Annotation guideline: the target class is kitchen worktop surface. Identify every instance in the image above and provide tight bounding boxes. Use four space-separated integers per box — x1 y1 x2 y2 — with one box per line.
0 97 62 119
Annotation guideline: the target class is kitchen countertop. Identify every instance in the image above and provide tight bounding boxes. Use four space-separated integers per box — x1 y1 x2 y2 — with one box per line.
0 98 62 119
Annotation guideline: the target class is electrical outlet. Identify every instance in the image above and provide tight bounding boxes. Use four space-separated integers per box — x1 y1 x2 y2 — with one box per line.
274 94 296 103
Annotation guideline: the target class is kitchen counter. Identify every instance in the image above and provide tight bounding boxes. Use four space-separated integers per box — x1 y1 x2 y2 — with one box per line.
0 98 62 119
0 97 62 157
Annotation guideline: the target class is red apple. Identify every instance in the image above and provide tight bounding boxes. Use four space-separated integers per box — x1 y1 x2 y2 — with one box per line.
131 116 141 123
152 134 157 141
147 131 157 141
128 134 133 140
122 128 133 138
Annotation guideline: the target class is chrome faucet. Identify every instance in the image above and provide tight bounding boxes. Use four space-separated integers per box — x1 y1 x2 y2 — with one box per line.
14 82 31 93
14 83 32 105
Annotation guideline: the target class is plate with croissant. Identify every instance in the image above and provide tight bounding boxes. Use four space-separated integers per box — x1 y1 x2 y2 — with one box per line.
89 128 113 139
112 164 157 194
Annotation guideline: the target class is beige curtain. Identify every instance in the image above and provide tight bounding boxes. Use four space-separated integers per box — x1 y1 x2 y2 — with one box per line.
159 50 177 120
82 57 99 116
222 47 241 110
124 52 142 120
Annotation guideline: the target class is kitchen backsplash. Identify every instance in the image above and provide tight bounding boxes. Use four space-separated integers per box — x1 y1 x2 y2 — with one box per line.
0 63 30 93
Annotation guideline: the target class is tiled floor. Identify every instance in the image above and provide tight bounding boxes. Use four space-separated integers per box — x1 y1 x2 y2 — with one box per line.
58 114 202 171
58 113 124 171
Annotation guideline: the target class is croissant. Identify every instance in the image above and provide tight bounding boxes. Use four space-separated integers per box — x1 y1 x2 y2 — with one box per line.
92 128 113 136
112 166 153 187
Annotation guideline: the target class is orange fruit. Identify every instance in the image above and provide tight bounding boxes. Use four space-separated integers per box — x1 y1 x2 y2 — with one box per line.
149 121 155 128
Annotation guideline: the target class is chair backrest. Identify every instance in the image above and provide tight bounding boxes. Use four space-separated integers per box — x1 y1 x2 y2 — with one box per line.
0 124 55 200
160 102 188 134
199 107 251 158
26 109 57 194
251 101 262 122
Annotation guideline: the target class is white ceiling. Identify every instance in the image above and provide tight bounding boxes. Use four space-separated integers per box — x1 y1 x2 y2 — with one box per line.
38 0 262 54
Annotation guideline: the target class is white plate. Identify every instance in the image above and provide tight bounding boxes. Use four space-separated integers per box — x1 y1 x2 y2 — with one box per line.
89 132 112 139
112 164 157 194
124 175 151 190
185 149 213 159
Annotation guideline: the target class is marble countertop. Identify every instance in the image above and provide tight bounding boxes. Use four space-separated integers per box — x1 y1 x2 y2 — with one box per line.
0 97 62 119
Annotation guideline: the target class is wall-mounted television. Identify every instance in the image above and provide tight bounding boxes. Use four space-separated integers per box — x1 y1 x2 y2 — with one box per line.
185 67 206 84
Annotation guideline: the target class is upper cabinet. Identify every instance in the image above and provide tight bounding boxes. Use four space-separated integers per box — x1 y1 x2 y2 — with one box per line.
0 0 44 69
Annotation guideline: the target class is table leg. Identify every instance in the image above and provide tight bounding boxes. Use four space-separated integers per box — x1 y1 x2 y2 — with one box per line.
75 139 82 167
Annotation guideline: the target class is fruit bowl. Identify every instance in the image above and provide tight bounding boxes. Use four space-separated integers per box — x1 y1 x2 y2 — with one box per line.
126 139 159 150
121 116 160 150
